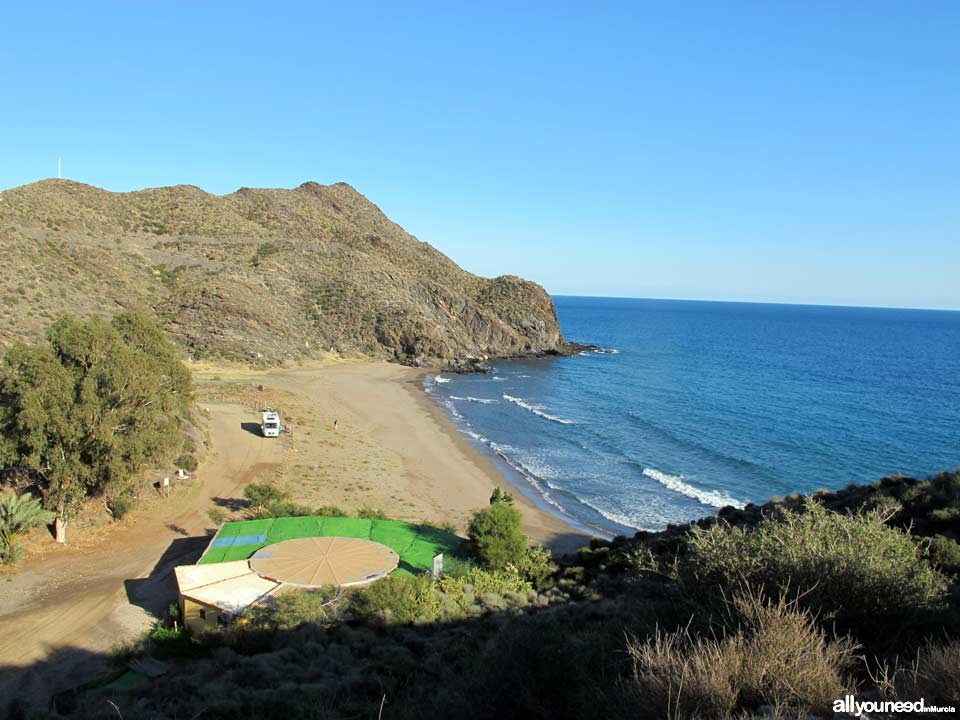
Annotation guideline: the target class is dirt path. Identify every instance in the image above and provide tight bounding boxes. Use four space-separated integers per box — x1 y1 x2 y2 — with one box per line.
0 402 285 706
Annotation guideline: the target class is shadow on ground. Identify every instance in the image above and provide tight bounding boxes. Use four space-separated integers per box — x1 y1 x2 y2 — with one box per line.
240 422 264 436
123 536 208 617
212 495 250 512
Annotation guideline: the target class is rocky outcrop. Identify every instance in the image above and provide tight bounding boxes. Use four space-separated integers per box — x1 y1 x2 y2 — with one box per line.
0 179 573 365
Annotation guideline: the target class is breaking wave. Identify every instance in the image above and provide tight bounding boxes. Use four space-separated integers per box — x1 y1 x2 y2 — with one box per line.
502 394 575 425
642 468 744 509
450 396 498 404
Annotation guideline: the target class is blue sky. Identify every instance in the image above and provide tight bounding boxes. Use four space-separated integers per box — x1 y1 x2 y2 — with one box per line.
2 3 958 309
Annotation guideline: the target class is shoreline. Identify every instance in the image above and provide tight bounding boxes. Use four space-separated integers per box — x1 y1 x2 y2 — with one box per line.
408 370 610 542
401 370 600 550
243 361 593 555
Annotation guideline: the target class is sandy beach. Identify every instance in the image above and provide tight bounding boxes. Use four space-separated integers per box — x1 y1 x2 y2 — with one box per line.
219 360 590 554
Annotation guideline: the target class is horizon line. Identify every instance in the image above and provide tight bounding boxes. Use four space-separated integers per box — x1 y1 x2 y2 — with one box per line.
549 293 960 314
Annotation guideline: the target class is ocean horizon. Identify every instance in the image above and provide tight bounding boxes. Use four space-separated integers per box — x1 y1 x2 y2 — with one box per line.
426 296 960 536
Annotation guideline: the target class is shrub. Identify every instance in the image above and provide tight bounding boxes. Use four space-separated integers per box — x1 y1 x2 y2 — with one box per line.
347 574 441 624
262 500 313 518
0 492 55 564
207 507 227 525
176 452 198 472
108 496 132 521
246 587 339 629
489 486 515 505
508 545 556 590
686 500 949 630
467 500 527 570
897 641 960 704
243 483 286 513
316 505 346 517
436 568 531 616
356 507 387 520
923 535 960 576
625 590 856 718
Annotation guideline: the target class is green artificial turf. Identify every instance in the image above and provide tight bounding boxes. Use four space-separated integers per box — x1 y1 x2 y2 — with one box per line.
198 516 467 575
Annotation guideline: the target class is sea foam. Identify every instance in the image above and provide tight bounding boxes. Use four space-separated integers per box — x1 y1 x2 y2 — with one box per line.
450 396 498 404
502 394 575 425
642 468 744 509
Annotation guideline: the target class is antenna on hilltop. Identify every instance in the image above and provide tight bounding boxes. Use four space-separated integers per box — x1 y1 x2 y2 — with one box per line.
58 157 62 179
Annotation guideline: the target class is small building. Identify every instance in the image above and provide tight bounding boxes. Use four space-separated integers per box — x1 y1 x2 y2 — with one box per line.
173 560 281 633
173 516 463 633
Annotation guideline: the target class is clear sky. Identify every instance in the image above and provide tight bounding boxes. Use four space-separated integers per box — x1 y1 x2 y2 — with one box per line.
2 2 958 309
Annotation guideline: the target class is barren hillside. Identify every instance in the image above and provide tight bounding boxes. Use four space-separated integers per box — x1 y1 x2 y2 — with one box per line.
0 179 570 365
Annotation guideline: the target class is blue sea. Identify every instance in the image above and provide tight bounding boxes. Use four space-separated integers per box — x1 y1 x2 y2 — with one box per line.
425 297 960 536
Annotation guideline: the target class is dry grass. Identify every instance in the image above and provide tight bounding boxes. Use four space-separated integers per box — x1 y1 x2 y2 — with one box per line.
625 589 856 719
894 641 960 704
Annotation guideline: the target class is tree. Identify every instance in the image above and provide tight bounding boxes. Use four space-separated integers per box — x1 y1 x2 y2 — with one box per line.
0 313 191 543
244 482 286 514
0 492 55 564
489 486 515 506
467 500 527 570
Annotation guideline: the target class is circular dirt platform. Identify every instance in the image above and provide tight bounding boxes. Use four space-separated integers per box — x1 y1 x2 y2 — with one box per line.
249 537 399 587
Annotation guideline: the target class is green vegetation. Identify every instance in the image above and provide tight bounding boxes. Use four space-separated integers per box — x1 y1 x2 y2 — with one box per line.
242 482 286 514
35 470 960 719
0 492 55 564
0 312 191 542
467 492 526 570
686 499 949 632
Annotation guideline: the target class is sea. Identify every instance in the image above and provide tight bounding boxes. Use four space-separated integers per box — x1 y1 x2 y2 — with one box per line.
425 297 960 537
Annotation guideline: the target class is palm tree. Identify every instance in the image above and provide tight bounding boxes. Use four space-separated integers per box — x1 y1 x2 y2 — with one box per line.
0 492 55 564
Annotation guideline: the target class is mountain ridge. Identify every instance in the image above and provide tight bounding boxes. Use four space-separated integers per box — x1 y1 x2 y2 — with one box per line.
0 178 573 366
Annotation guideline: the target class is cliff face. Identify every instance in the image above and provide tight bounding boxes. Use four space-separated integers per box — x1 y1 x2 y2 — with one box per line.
0 179 570 365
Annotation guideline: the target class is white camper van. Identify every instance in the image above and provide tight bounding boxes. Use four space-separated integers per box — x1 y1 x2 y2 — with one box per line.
261 411 281 438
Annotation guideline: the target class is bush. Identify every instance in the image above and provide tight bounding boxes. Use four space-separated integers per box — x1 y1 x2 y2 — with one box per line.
626 590 856 718
176 452 198 472
686 500 949 630
897 641 960 705
0 492 55 564
489 486 514 505
246 587 339 629
356 507 387 520
508 545 556 590
923 535 960 576
262 500 313 518
316 505 346 517
243 483 286 512
109 496 132 521
467 500 527 570
347 574 441 624
207 507 227 525
0 542 26 565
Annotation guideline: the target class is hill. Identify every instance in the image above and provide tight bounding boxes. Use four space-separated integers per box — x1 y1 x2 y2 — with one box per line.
0 179 571 366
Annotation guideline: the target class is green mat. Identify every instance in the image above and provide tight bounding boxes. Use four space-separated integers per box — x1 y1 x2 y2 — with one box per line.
199 516 467 575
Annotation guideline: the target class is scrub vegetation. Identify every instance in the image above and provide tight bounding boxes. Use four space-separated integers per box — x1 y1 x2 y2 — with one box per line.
49 470 960 719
